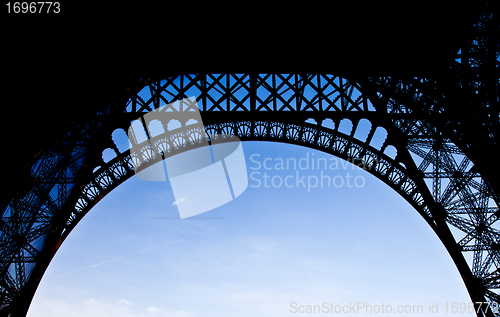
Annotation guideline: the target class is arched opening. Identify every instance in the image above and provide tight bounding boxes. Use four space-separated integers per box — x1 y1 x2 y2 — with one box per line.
186 119 198 126
353 118 372 143
369 127 388 150
337 119 353 135
147 119 165 138
167 119 182 131
101 148 116 163
384 145 398 160
129 120 148 144
305 118 317 125
27 142 475 317
112 129 131 153
321 118 335 130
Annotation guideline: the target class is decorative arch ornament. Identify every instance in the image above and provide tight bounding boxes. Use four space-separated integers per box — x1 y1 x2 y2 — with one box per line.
0 72 499 317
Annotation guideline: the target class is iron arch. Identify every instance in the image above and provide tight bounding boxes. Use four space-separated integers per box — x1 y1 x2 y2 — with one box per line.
1 74 499 317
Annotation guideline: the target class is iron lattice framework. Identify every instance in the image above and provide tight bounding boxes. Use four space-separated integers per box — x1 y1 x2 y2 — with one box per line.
1 8 499 317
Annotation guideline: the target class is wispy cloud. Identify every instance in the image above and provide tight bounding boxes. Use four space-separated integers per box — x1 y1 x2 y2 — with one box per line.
139 247 157 253
54 239 184 278
149 217 224 220
54 256 126 278
89 256 125 268
172 198 189 205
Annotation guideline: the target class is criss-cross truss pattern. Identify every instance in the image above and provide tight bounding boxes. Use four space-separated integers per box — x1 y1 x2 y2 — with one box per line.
1 8 499 317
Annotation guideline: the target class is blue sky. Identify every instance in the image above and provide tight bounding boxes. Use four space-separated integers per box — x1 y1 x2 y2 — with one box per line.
27 141 476 317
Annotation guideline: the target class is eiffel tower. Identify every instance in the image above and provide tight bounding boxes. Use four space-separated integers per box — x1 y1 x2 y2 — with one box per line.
1 2 499 316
